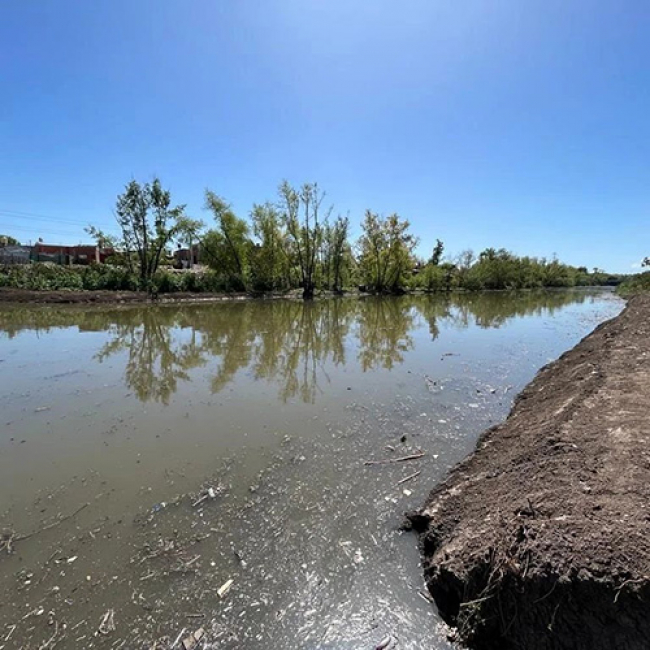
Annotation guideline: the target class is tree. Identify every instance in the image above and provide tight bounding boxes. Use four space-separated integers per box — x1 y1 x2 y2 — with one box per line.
643 257 650 268
203 191 250 290
430 239 444 266
278 181 329 299
329 215 350 292
85 227 117 249
440 261 458 291
357 211 418 293
454 249 476 286
88 178 186 290
250 202 287 291
321 214 350 293
0 235 20 246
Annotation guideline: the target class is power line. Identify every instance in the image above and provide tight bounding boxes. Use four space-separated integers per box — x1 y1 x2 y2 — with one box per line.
0 209 102 228
0 226 90 241
0 223 86 234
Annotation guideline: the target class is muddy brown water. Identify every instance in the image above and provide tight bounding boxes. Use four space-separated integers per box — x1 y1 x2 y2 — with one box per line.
0 291 623 650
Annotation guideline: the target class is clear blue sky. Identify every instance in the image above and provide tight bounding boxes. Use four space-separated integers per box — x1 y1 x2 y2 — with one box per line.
1 0 649 272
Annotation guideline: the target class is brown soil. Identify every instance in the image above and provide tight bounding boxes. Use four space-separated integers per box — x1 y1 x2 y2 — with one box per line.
0 288 256 304
409 294 650 649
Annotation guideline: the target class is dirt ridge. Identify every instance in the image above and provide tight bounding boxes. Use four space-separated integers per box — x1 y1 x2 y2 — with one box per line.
411 294 650 649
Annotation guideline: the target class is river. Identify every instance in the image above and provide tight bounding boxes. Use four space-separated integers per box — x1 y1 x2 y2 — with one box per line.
0 290 623 649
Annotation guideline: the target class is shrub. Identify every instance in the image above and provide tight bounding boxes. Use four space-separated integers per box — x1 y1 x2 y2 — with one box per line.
152 270 183 293
617 272 650 296
0 264 141 291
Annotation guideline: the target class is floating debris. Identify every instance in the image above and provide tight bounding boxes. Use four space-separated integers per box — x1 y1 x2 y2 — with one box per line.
98 608 115 635
364 451 425 466
192 483 226 508
376 634 392 649
218 579 234 598
181 626 205 650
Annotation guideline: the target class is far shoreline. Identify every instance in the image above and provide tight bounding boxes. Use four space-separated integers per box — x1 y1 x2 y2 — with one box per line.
0 285 618 306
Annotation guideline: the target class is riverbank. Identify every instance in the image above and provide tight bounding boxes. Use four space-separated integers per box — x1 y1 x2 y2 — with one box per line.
0 287 281 304
0 285 616 305
409 294 650 649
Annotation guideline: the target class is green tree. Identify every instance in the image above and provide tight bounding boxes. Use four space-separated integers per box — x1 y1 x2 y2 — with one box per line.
328 215 350 292
203 191 250 290
88 178 185 290
278 181 329 299
250 202 287 291
0 235 20 246
357 211 417 293
320 214 350 293
430 238 444 266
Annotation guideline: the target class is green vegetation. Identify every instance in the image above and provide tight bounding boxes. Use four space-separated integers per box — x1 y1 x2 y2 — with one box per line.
278 181 329 299
357 211 417 293
203 190 249 288
616 257 650 295
0 264 137 291
87 178 189 291
0 235 20 246
1 176 623 297
0 264 237 294
415 250 622 292
617 272 650 295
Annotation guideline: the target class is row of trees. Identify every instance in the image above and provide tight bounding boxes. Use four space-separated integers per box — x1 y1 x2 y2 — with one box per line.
84 177 619 297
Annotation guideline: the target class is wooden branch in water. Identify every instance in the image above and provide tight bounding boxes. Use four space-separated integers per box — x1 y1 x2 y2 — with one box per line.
364 451 425 466
15 502 89 542
397 470 421 485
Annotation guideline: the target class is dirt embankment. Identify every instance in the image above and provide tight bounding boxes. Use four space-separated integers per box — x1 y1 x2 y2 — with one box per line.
410 294 650 650
0 287 355 304
0 288 257 304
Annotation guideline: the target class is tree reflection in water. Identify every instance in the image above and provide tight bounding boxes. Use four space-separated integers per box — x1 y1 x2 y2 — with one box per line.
0 290 596 404
95 309 206 404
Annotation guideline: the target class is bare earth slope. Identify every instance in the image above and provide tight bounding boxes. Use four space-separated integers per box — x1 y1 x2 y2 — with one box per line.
410 294 650 650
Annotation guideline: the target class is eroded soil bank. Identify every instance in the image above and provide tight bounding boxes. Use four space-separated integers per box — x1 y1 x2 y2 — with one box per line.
410 294 650 650
0 288 255 304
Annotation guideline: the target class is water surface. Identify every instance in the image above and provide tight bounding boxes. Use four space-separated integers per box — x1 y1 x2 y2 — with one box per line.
0 291 623 649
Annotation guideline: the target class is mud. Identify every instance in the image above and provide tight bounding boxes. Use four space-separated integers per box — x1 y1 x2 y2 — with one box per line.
0 288 255 304
411 294 650 649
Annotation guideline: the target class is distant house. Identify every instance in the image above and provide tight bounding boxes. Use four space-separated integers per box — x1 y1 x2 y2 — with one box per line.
173 243 201 268
32 243 114 265
0 239 117 266
0 244 31 265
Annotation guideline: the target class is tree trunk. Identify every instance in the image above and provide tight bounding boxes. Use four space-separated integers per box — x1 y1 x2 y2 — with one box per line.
302 282 315 300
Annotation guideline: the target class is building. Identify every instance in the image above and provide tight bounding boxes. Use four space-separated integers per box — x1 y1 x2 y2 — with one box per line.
0 245 32 265
32 243 116 265
0 241 115 266
173 243 201 268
